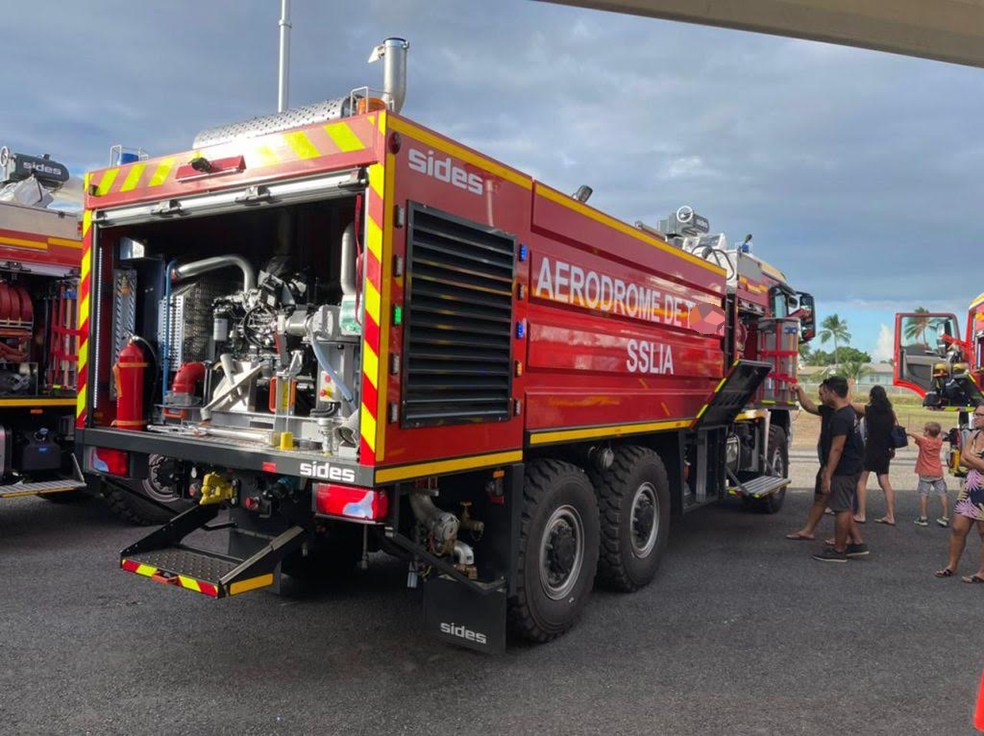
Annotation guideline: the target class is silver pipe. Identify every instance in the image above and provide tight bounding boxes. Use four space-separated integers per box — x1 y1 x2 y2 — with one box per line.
278 0 292 113
197 425 276 446
371 38 409 114
171 255 256 292
408 493 459 544
339 222 356 297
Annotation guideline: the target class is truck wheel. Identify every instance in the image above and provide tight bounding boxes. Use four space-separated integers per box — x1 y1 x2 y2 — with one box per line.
103 455 194 525
508 459 599 642
744 425 789 514
590 446 670 592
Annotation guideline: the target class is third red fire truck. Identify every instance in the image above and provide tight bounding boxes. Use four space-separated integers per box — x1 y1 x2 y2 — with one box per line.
79 39 815 649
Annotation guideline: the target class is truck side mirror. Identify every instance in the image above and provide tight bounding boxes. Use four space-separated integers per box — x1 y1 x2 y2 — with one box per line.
797 292 815 343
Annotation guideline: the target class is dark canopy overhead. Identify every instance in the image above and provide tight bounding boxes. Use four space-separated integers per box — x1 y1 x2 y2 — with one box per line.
538 0 984 68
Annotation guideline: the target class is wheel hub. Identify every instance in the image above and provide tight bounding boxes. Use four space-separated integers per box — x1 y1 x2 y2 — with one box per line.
630 482 659 557
539 505 585 601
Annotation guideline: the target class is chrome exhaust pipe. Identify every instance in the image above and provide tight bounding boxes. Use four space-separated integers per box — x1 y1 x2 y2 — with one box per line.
171 255 256 292
369 38 410 114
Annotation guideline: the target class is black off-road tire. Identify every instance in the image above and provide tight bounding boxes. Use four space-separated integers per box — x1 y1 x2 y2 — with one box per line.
508 459 600 643
103 479 193 526
744 425 789 514
589 445 670 592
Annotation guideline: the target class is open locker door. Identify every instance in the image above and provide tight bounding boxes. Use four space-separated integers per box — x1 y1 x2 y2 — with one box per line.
693 359 773 430
894 312 960 396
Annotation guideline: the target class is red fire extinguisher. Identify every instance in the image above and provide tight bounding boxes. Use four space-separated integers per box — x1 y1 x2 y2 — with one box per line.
114 339 148 430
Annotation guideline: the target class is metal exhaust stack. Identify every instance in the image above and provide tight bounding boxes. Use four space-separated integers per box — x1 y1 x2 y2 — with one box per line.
278 0 291 112
369 38 410 114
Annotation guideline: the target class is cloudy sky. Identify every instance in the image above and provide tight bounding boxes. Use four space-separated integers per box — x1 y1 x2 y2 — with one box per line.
4 0 983 359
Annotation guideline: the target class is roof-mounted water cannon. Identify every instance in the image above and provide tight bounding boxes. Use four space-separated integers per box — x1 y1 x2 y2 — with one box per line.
657 206 709 239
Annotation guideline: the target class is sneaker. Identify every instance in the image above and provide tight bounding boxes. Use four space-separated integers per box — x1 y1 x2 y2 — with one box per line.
937 517 950 528
846 543 870 558
813 548 848 563
914 517 929 527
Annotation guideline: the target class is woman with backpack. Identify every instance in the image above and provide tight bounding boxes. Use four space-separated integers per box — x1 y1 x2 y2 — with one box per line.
854 385 898 525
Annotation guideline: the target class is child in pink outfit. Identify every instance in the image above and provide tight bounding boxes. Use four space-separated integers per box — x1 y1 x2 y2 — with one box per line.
907 422 949 527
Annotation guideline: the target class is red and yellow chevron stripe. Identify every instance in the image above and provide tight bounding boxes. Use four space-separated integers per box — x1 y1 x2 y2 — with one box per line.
121 558 220 597
75 208 93 427
87 118 377 202
359 112 390 465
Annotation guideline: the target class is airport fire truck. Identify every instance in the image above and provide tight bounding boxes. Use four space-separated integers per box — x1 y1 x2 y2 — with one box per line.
80 39 815 649
0 147 186 523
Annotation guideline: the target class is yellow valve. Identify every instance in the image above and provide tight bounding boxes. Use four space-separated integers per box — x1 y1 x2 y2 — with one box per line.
280 431 294 451
199 472 235 506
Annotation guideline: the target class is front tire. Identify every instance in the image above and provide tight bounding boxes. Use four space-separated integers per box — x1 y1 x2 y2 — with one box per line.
590 446 670 592
508 460 600 643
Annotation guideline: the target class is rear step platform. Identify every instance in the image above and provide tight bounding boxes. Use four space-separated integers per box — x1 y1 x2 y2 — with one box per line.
727 473 791 499
120 503 305 598
1 456 87 498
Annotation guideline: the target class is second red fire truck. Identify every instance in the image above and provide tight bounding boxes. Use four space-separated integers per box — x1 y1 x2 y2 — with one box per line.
79 39 815 649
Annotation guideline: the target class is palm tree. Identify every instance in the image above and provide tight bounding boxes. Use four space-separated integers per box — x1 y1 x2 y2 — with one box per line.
840 357 871 385
819 314 851 372
904 306 931 346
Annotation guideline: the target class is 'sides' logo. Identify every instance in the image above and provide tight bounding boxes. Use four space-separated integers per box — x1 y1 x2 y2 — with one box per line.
440 622 488 645
298 461 356 483
408 148 485 195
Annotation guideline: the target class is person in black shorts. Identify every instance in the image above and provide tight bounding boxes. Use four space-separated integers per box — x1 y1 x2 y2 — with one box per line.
853 385 897 525
787 376 869 562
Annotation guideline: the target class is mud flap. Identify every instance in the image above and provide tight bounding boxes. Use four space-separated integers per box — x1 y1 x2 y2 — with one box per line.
423 575 507 653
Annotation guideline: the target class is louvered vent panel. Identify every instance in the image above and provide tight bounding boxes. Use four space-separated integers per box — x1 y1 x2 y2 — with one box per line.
402 205 516 427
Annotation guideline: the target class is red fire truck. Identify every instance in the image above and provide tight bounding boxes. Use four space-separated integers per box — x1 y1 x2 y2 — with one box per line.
0 147 188 523
80 39 814 650
894 302 984 474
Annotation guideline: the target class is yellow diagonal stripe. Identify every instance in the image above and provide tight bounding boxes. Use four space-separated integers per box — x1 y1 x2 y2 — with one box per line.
178 576 201 593
325 122 364 152
362 344 379 390
83 172 92 192
368 163 384 198
283 131 321 160
135 564 156 577
96 168 119 196
119 163 147 192
365 217 382 260
360 402 377 452
364 281 381 326
82 210 93 238
149 158 175 187
79 294 90 326
80 248 91 281
77 340 88 372
377 111 386 135
75 384 86 418
255 144 280 167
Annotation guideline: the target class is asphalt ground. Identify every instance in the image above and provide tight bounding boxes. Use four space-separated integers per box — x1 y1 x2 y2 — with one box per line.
2 454 983 736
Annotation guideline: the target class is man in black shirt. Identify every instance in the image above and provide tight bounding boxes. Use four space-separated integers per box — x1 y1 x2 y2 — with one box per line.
786 376 869 562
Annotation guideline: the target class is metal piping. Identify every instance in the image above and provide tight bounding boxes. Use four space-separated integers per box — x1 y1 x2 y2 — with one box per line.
408 493 459 545
369 38 410 114
171 255 256 292
277 0 291 113
339 222 356 297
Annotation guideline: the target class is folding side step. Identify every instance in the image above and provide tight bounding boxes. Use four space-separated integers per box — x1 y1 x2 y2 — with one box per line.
0 456 87 498
726 471 791 499
120 503 306 598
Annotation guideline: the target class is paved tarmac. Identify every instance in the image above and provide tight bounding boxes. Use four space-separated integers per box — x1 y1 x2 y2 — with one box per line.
2 456 982 735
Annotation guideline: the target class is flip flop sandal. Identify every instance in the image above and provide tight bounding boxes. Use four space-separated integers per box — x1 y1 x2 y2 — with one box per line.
785 533 814 541
936 568 955 578
962 575 984 584
874 518 896 526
